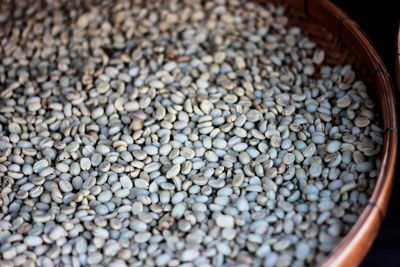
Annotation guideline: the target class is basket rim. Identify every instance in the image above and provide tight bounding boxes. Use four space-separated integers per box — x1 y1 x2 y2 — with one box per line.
396 25 400 89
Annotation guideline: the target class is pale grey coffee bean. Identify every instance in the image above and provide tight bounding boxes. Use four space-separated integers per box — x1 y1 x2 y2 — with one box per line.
312 133 326 144
192 202 207 212
143 163 161 172
232 143 248 152
180 76 192 87
134 179 149 189
75 237 88 254
295 242 310 260
171 203 186 218
216 215 234 228
33 159 49 173
202 167 213 178
97 82 110 93
234 128 247 138
181 161 192 174
303 143 316 158
70 162 81 176
91 153 103 166
354 117 370 128
200 100 213 114
270 135 282 148
92 107 104 119
239 152 251 165
254 163 264 177
181 248 200 262
309 163 322 177
355 162 373 172
133 150 147 160
156 253 172 266
172 192 186 205
95 204 109 215
280 138 292 149
181 147 195 159
235 56 246 69
232 173 245 187
120 151 133 162
326 141 341 153
39 167 54 177
246 109 262 122
178 220 192 232
80 158 91 171
2 247 17 260
103 240 121 257
98 190 113 203
115 189 130 198
25 236 43 246
159 191 171 204
134 232 151 243
49 226 67 240
205 151 218 162
203 136 212 149
59 180 73 193
166 164 181 178
237 197 249 211
97 144 110 155
273 238 291 251
213 139 227 149
131 219 147 232
214 51 227 64
192 160 205 170
56 163 69 173
120 176 133 189
65 141 80 152
192 175 208 186
143 146 158 155
22 164 33 175
283 153 295 165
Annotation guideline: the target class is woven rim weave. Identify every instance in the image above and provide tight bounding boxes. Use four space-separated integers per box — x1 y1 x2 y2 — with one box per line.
396 25 400 89
258 0 398 266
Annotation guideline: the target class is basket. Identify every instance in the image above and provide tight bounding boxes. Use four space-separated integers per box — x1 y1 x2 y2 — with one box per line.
0 0 397 266
264 0 398 266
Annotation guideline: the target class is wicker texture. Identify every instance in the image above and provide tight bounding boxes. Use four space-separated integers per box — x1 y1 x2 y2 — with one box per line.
396 25 400 89
259 0 398 266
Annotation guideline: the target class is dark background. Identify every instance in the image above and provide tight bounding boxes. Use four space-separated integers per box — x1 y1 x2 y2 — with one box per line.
331 1 400 266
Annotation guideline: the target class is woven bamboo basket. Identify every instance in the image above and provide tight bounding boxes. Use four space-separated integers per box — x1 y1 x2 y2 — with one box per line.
0 1 397 267
264 0 397 266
